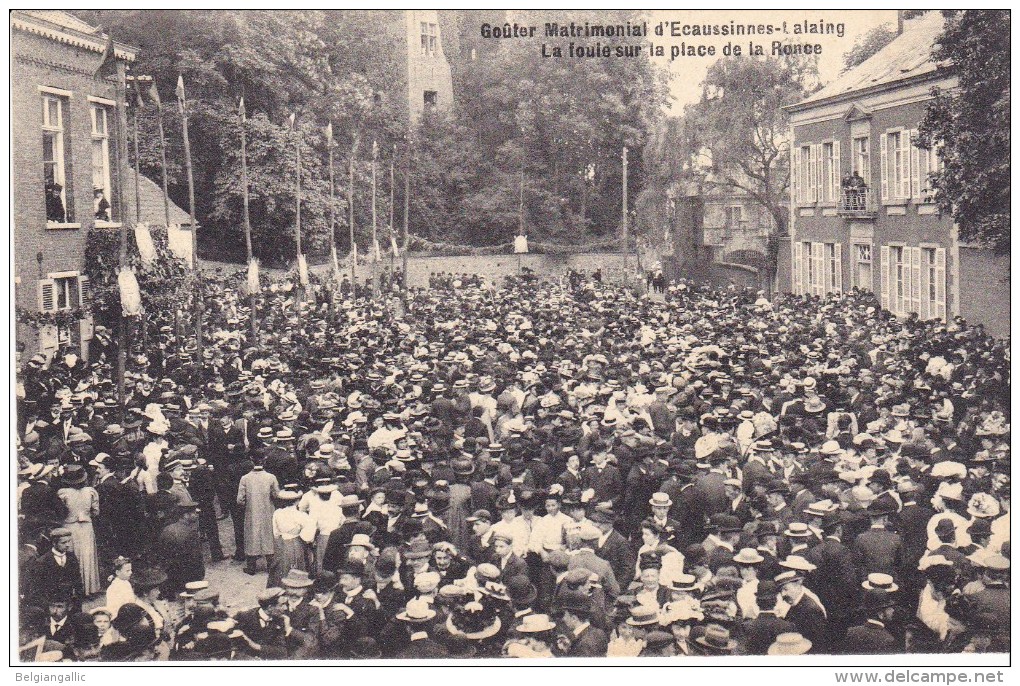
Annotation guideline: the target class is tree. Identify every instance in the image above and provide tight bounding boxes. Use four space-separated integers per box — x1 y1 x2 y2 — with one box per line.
918 10 1010 254
841 24 897 73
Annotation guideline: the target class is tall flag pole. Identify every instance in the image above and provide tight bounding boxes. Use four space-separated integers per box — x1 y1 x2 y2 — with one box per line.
402 137 411 301
177 74 203 362
348 138 359 293
96 34 129 420
131 81 142 224
291 112 304 306
621 145 629 281
389 143 396 289
371 140 379 298
326 122 338 286
148 81 171 229
239 97 258 346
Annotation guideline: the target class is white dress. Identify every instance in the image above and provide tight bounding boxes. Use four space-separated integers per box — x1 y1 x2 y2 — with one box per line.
105 577 137 618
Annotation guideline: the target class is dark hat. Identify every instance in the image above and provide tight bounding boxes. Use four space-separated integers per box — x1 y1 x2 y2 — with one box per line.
553 590 591 617
710 513 743 533
61 464 87 486
589 507 617 525
131 567 168 590
755 579 778 600
867 493 899 517
505 574 537 607
337 559 365 578
695 624 737 653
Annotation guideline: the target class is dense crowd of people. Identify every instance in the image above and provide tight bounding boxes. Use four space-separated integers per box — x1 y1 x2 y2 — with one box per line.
15 268 1010 661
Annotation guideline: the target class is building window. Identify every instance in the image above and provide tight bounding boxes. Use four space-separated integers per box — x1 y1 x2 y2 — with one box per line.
892 245 906 315
91 104 113 222
43 93 73 223
854 243 873 292
724 205 741 230
822 142 836 202
884 130 911 199
423 90 437 108
39 272 88 353
853 136 870 186
826 243 839 293
420 22 437 57
798 145 812 203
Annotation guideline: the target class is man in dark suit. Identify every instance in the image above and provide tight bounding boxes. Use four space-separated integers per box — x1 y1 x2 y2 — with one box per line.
43 598 75 645
492 533 529 581
692 457 729 518
393 599 448 659
554 591 608 657
805 512 860 639
591 509 635 590
853 496 903 579
843 589 898 655
555 451 584 494
583 445 623 509
778 571 829 654
28 528 83 609
665 461 704 549
738 580 796 655
891 482 933 601
469 464 500 514
233 588 291 659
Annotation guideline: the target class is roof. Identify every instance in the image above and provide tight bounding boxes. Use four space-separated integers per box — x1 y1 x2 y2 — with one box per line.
124 174 196 227
11 10 137 61
787 12 945 112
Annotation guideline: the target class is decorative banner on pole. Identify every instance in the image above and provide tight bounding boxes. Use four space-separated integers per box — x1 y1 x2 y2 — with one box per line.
390 231 400 258
297 254 309 286
373 238 381 262
349 244 358 268
514 234 529 254
247 258 260 294
330 243 341 280
134 223 156 265
166 224 194 266
118 267 142 316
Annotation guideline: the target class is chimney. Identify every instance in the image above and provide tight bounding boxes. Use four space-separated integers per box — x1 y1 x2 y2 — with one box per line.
897 10 905 35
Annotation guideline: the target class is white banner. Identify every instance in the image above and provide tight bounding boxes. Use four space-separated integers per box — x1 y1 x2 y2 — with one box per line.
134 223 156 265
514 234 529 254
297 254 309 286
118 267 143 316
166 224 194 267
247 258 260 294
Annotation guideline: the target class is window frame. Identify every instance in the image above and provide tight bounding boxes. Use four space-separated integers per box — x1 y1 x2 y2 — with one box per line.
90 102 114 223
42 93 68 224
853 135 870 186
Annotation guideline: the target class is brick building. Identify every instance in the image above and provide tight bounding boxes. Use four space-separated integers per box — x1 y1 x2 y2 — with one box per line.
11 11 137 359
778 12 1009 337
701 188 774 270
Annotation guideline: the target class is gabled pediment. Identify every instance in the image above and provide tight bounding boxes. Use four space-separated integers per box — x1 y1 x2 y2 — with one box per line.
843 102 873 122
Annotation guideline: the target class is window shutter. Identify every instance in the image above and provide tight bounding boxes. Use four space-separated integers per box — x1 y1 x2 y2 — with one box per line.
791 145 798 204
880 245 890 310
918 128 926 197
880 132 889 203
920 250 931 319
78 276 94 342
38 278 56 312
834 243 842 294
823 245 832 294
793 241 802 294
815 144 823 202
812 242 824 295
934 248 947 321
849 244 857 290
832 140 841 203
909 247 921 314
899 133 911 199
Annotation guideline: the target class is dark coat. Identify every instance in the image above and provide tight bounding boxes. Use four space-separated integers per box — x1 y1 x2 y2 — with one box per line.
234 608 289 660
784 593 829 653
496 552 530 582
395 634 449 659
29 549 84 607
843 620 897 655
805 536 860 618
567 624 609 657
596 529 636 591
738 611 797 655
583 465 624 508
693 471 729 517
853 527 903 579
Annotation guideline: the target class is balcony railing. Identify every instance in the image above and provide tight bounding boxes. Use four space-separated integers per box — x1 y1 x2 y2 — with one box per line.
837 187 877 218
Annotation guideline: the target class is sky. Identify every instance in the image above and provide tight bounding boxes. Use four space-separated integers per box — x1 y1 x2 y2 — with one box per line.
646 10 900 112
